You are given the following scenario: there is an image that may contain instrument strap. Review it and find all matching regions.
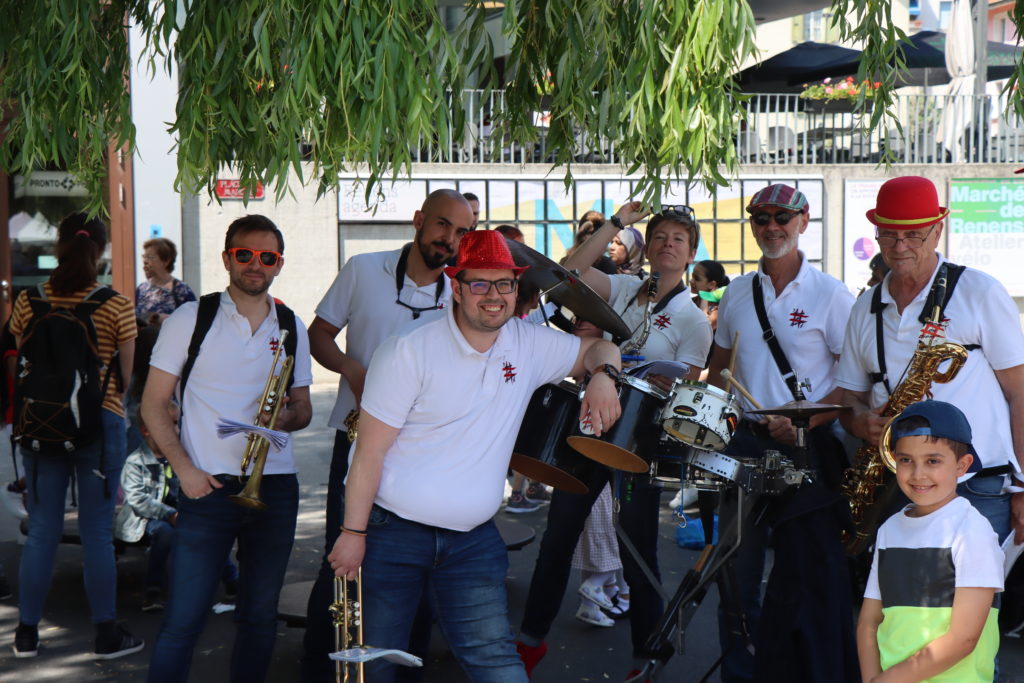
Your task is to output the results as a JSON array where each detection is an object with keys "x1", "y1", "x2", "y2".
[
  {"x1": 395, "y1": 243, "x2": 445, "y2": 319},
  {"x1": 751, "y1": 275, "x2": 805, "y2": 401},
  {"x1": 868, "y1": 261, "x2": 974, "y2": 397},
  {"x1": 180, "y1": 293, "x2": 298, "y2": 413},
  {"x1": 626, "y1": 276, "x2": 686, "y2": 316}
]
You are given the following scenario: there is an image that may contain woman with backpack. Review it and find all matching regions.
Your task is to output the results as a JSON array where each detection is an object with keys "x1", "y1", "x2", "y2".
[{"x1": 10, "y1": 213, "x2": 142, "y2": 659}]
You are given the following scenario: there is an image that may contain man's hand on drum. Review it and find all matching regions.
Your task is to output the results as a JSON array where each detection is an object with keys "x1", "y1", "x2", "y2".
[
  {"x1": 581, "y1": 372, "x2": 622, "y2": 437},
  {"x1": 764, "y1": 415, "x2": 797, "y2": 445},
  {"x1": 328, "y1": 530, "x2": 365, "y2": 581}
]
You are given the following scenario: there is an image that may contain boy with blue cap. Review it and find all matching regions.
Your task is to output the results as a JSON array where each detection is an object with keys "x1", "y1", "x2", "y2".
[{"x1": 856, "y1": 400, "x2": 1003, "y2": 682}]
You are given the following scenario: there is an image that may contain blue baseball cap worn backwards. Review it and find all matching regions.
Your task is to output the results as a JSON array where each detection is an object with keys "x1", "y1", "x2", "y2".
[{"x1": 889, "y1": 400, "x2": 981, "y2": 473}]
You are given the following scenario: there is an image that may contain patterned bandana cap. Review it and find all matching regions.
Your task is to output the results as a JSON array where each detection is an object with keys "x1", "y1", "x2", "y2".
[{"x1": 745, "y1": 184, "x2": 809, "y2": 214}]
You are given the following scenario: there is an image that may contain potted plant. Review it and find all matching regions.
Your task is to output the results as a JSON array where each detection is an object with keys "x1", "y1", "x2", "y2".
[{"x1": 799, "y1": 76, "x2": 879, "y2": 113}]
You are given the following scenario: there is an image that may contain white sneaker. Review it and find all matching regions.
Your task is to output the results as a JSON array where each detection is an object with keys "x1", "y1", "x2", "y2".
[
  {"x1": 575, "y1": 603, "x2": 615, "y2": 628},
  {"x1": 668, "y1": 489, "x2": 683, "y2": 509},
  {"x1": 681, "y1": 486, "x2": 698, "y2": 508}
]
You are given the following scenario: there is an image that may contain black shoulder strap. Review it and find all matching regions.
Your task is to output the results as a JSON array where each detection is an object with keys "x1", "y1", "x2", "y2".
[
  {"x1": 180, "y1": 293, "x2": 221, "y2": 403},
  {"x1": 868, "y1": 284, "x2": 893, "y2": 395},
  {"x1": 938, "y1": 264, "x2": 979, "y2": 351},
  {"x1": 273, "y1": 301, "x2": 298, "y2": 392},
  {"x1": 751, "y1": 275, "x2": 805, "y2": 401}
]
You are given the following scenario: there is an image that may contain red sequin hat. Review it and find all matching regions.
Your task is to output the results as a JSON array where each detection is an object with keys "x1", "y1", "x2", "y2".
[
  {"x1": 443, "y1": 230, "x2": 529, "y2": 278},
  {"x1": 866, "y1": 176, "x2": 949, "y2": 230}
]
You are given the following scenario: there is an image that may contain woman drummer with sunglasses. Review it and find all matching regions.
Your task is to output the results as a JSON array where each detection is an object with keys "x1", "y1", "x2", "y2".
[{"x1": 516, "y1": 202, "x2": 712, "y2": 679}]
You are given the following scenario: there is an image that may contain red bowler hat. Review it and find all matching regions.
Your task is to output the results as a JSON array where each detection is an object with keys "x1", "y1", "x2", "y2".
[
  {"x1": 866, "y1": 176, "x2": 949, "y2": 230},
  {"x1": 443, "y1": 230, "x2": 529, "y2": 278}
]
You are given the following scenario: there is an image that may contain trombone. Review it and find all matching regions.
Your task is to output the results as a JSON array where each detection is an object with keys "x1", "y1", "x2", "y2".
[
  {"x1": 330, "y1": 570, "x2": 365, "y2": 683},
  {"x1": 229, "y1": 328, "x2": 294, "y2": 510}
]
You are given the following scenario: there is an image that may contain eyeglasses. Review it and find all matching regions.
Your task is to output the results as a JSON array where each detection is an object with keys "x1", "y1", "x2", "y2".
[
  {"x1": 875, "y1": 225, "x2": 935, "y2": 248},
  {"x1": 226, "y1": 247, "x2": 282, "y2": 267},
  {"x1": 459, "y1": 278, "x2": 518, "y2": 295},
  {"x1": 660, "y1": 205, "x2": 695, "y2": 220},
  {"x1": 751, "y1": 211, "x2": 799, "y2": 227}
]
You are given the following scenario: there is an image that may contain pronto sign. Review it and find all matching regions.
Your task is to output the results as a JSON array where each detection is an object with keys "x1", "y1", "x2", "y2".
[
  {"x1": 215, "y1": 179, "x2": 265, "y2": 200},
  {"x1": 948, "y1": 178, "x2": 1024, "y2": 296}
]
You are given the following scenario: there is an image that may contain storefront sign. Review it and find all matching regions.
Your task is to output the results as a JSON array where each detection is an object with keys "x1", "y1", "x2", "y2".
[
  {"x1": 13, "y1": 171, "x2": 89, "y2": 198},
  {"x1": 215, "y1": 179, "x2": 265, "y2": 200},
  {"x1": 948, "y1": 178, "x2": 1024, "y2": 296}
]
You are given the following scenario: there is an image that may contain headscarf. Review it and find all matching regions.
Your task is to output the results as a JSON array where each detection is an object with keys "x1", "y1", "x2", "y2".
[{"x1": 617, "y1": 226, "x2": 646, "y2": 275}]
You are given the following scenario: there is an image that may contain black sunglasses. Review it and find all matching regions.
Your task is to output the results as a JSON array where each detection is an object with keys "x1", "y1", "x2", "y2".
[
  {"x1": 395, "y1": 298, "x2": 443, "y2": 320},
  {"x1": 660, "y1": 204, "x2": 695, "y2": 220},
  {"x1": 751, "y1": 211, "x2": 799, "y2": 227}
]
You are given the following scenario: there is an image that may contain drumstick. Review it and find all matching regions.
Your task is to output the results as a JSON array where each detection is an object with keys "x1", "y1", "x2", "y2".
[
  {"x1": 719, "y1": 369, "x2": 763, "y2": 410},
  {"x1": 727, "y1": 331, "x2": 739, "y2": 378}
]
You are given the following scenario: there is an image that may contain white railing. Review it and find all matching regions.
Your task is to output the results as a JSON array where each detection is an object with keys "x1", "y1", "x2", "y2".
[{"x1": 414, "y1": 90, "x2": 1024, "y2": 166}]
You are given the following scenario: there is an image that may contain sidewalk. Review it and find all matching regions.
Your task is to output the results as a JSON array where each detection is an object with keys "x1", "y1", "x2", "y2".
[{"x1": 0, "y1": 384, "x2": 1021, "y2": 681}]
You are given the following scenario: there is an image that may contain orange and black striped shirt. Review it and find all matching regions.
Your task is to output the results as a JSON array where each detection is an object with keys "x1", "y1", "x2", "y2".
[{"x1": 11, "y1": 282, "x2": 137, "y2": 416}]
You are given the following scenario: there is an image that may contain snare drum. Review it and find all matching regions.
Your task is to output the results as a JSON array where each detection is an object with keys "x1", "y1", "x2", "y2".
[
  {"x1": 510, "y1": 381, "x2": 594, "y2": 494},
  {"x1": 661, "y1": 380, "x2": 739, "y2": 452},
  {"x1": 566, "y1": 374, "x2": 668, "y2": 473}
]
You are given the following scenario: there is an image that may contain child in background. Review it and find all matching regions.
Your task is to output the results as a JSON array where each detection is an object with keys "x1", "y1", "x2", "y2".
[
  {"x1": 856, "y1": 400, "x2": 1003, "y2": 683},
  {"x1": 115, "y1": 408, "x2": 238, "y2": 611}
]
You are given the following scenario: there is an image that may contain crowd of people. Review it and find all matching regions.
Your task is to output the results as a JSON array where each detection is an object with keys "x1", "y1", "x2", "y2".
[{"x1": 2, "y1": 176, "x2": 1022, "y2": 683}]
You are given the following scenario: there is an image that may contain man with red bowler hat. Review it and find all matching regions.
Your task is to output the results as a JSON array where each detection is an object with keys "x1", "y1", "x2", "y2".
[
  {"x1": 837, "y1": 175, "x2": 1024, "y2": 545},
  {"x1": 328, "y1": 230, "x2": 624, "y2": 681}
]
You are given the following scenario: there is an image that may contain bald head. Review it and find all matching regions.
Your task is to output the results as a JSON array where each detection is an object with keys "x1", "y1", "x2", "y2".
[
  {"x1": 412, "y1": 189, "x2": 475, "y2": 270},
  {"x1": 421, "y1": 189, "x2": 471, "y2": 217}
]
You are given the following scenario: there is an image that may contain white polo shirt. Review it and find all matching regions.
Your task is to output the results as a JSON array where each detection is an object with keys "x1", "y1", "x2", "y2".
[
  {"x1": 150, "y1": 292, "x2": 314, "y2": 476},
  {"x1": 315, "y1": 248, "x2": 452, "y2": 430},
  {"x1": 359, "y1": 308, "x2": 580, "y2": 531},
  {"x1": 715, "y1": 252, "x2": 854, "y2": 417},
  {"x1": 608, "y1": 274, "x2": 712, "y2": 368},
  {"x1": 835, "y1": 255, "x2": 1024, "y2": 473}
]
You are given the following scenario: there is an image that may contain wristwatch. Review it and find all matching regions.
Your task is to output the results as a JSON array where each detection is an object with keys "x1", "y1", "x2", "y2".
[{"x1": 609, "y1": 215, "x2": 624, "y2": 230}]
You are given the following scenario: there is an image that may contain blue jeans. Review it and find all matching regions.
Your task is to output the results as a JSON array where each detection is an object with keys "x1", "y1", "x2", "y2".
[
  {"x1": 147, "y1": 474, "x2": 298, "y2": 683},
  {"x1": 144, "y1": 519, "x2": 239, "y2": 591},
  {"x1": 958, "y1": 474, "x2": 1012, "y2": 543},
  {"x1": 361, "y1": 505, "x2": 526, "y2": 683},
  {"x1": 19, "y1": 408, "x2": 127, "y2": 625}
]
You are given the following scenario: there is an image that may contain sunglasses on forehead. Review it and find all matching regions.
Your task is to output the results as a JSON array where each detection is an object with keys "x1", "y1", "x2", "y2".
[
  {"x1": 226, "y1": 247, "x2": 282, "y2": 267},
  {"x1": 751, "y1": 211, "x2": 799, "y2": 227},
  {"x1": 659, "y1": 204, "x2": 695, "y2": 220}
]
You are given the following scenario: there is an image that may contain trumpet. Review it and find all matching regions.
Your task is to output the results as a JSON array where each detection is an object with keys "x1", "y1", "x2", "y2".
[
  {"x1": 330, "y1": 571, "x2": 364, "y2": 683},
  {"x1": 229, "y1": 329, "x2": 294, "y2": 510}
]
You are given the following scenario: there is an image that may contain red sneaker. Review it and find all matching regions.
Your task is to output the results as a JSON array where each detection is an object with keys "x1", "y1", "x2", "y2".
[{"x1": 516, "y1": 640, "x2": 548, "y2": 678}]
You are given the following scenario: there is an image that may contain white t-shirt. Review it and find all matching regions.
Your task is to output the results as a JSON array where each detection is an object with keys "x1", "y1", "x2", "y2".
[
  {"x1": 359, "y1": 309, "x2": 580, "y2": 531},
  {"x1": 714, "y1": 253, "x2": 854, "y2": 417},
  {"x1": 150, "y1": 292, "x2": 314, "y2": 476},
  {"x1": 315, "y1": 248, "x2": 453, "y2": 430},
  {"x1": 835, "y1": 256, "x2": 1024, "y2": 473},
  {"x1": 608, "y1": 274, "x2": 712, "y2": 368}
]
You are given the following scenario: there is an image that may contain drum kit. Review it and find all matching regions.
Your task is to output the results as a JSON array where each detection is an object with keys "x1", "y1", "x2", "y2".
[{"x1": 506, "y1": 240, "x2": 849, "y2": 681}]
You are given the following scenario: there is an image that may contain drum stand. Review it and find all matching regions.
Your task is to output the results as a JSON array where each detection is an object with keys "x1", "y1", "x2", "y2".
[{"x1": 618, "y1": 482, "x2": 769, "y2": 683}]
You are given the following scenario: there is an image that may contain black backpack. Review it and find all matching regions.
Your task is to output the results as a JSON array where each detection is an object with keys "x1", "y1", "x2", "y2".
[{"x1": 14, "y1": 284, "x2": 121, "y2": 454}]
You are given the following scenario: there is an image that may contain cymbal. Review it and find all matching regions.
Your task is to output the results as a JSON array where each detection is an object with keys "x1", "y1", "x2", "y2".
[
  {"x1": 506, "y1": 238, "x2": 632, "y2": 340},
  {"x1": 747, "y1": 400, "x2": 849, "y2": 419}
]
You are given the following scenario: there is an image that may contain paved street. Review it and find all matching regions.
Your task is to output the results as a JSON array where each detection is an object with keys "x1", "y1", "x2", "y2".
[{"x1": 0, "y1": 384, "x2": 1021, "y2": 681}]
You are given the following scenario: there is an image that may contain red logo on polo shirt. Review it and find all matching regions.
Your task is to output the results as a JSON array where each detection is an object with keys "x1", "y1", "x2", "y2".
[
  {"x1": 653, "y1": 314, "x2": 671, "y2": 330},
  {"x1": 789, "y1": 309, "x2": 808, "y2": 328},
  {"x1": 502, "y1": 362, "x2": 517, "y2": 383},
  {"x1": 919, "y1": 321, "x2": 947, "y2": 341},
  {"x1": 269, "y1": 337, "x2": 281, "y2": 353}
]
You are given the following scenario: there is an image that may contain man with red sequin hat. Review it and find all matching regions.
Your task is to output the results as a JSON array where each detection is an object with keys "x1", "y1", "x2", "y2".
[
  {"x1": 837, "y1": 175, "x2": 1024, "y2": 547},
  {"x1": 328, "y1": 230, "x2": 625, "y2": 681}
]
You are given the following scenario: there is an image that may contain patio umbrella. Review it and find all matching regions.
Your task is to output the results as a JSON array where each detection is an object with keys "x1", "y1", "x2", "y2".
[
  {"x1": 937, "y1": 0, "x2": 976, "y2": 161},
  {"x1": 790, "y1": 30, "x2": 1021, "y2": 87},
  {"x1": 735, "y1": 42, "x2": 863, "y2": 93}
]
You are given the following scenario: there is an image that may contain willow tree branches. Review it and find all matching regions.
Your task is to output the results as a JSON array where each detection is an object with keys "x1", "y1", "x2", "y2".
[{"x1": 0, "y1": 0, "x2": 958, "y2": 213}]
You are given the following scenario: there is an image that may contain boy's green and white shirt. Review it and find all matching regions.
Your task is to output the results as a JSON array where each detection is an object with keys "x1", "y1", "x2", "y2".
[{"x1": 865, "y1": 496, "x2": 1004, "y2": 682}]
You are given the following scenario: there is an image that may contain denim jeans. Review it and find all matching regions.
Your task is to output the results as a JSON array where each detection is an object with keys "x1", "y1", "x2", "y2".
[
  {"x1": 147, "y1": 473, "x2": 298, "y2": 683},
  {"x1": 144, "y1": 519, "x2": 239, "y2": 591},
  {"x1": 958, "y1": 473, "x2": 1012, "y2": 543},
  {"x1": 19, "y1": 408, "x2": 127, "y2": 625},
  {"x1": 520, "y1": 464, "x2": 667, "y2": 660},
  {"x1": 300, "y1": 432, "x2": 432, "y2": 683},
  {"x1": 360, "y1": 505, "x2": 526, "y2": 683}
]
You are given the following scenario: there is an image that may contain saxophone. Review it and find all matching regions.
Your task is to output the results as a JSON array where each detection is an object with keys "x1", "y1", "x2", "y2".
[{"x1": 841, "y1": 272, "x2": 968, "y2": 556}]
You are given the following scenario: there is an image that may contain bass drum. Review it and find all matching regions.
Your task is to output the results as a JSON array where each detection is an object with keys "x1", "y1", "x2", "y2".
[{"x1": 510, "y1": 381, "x2": 595, "y2": 494}]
